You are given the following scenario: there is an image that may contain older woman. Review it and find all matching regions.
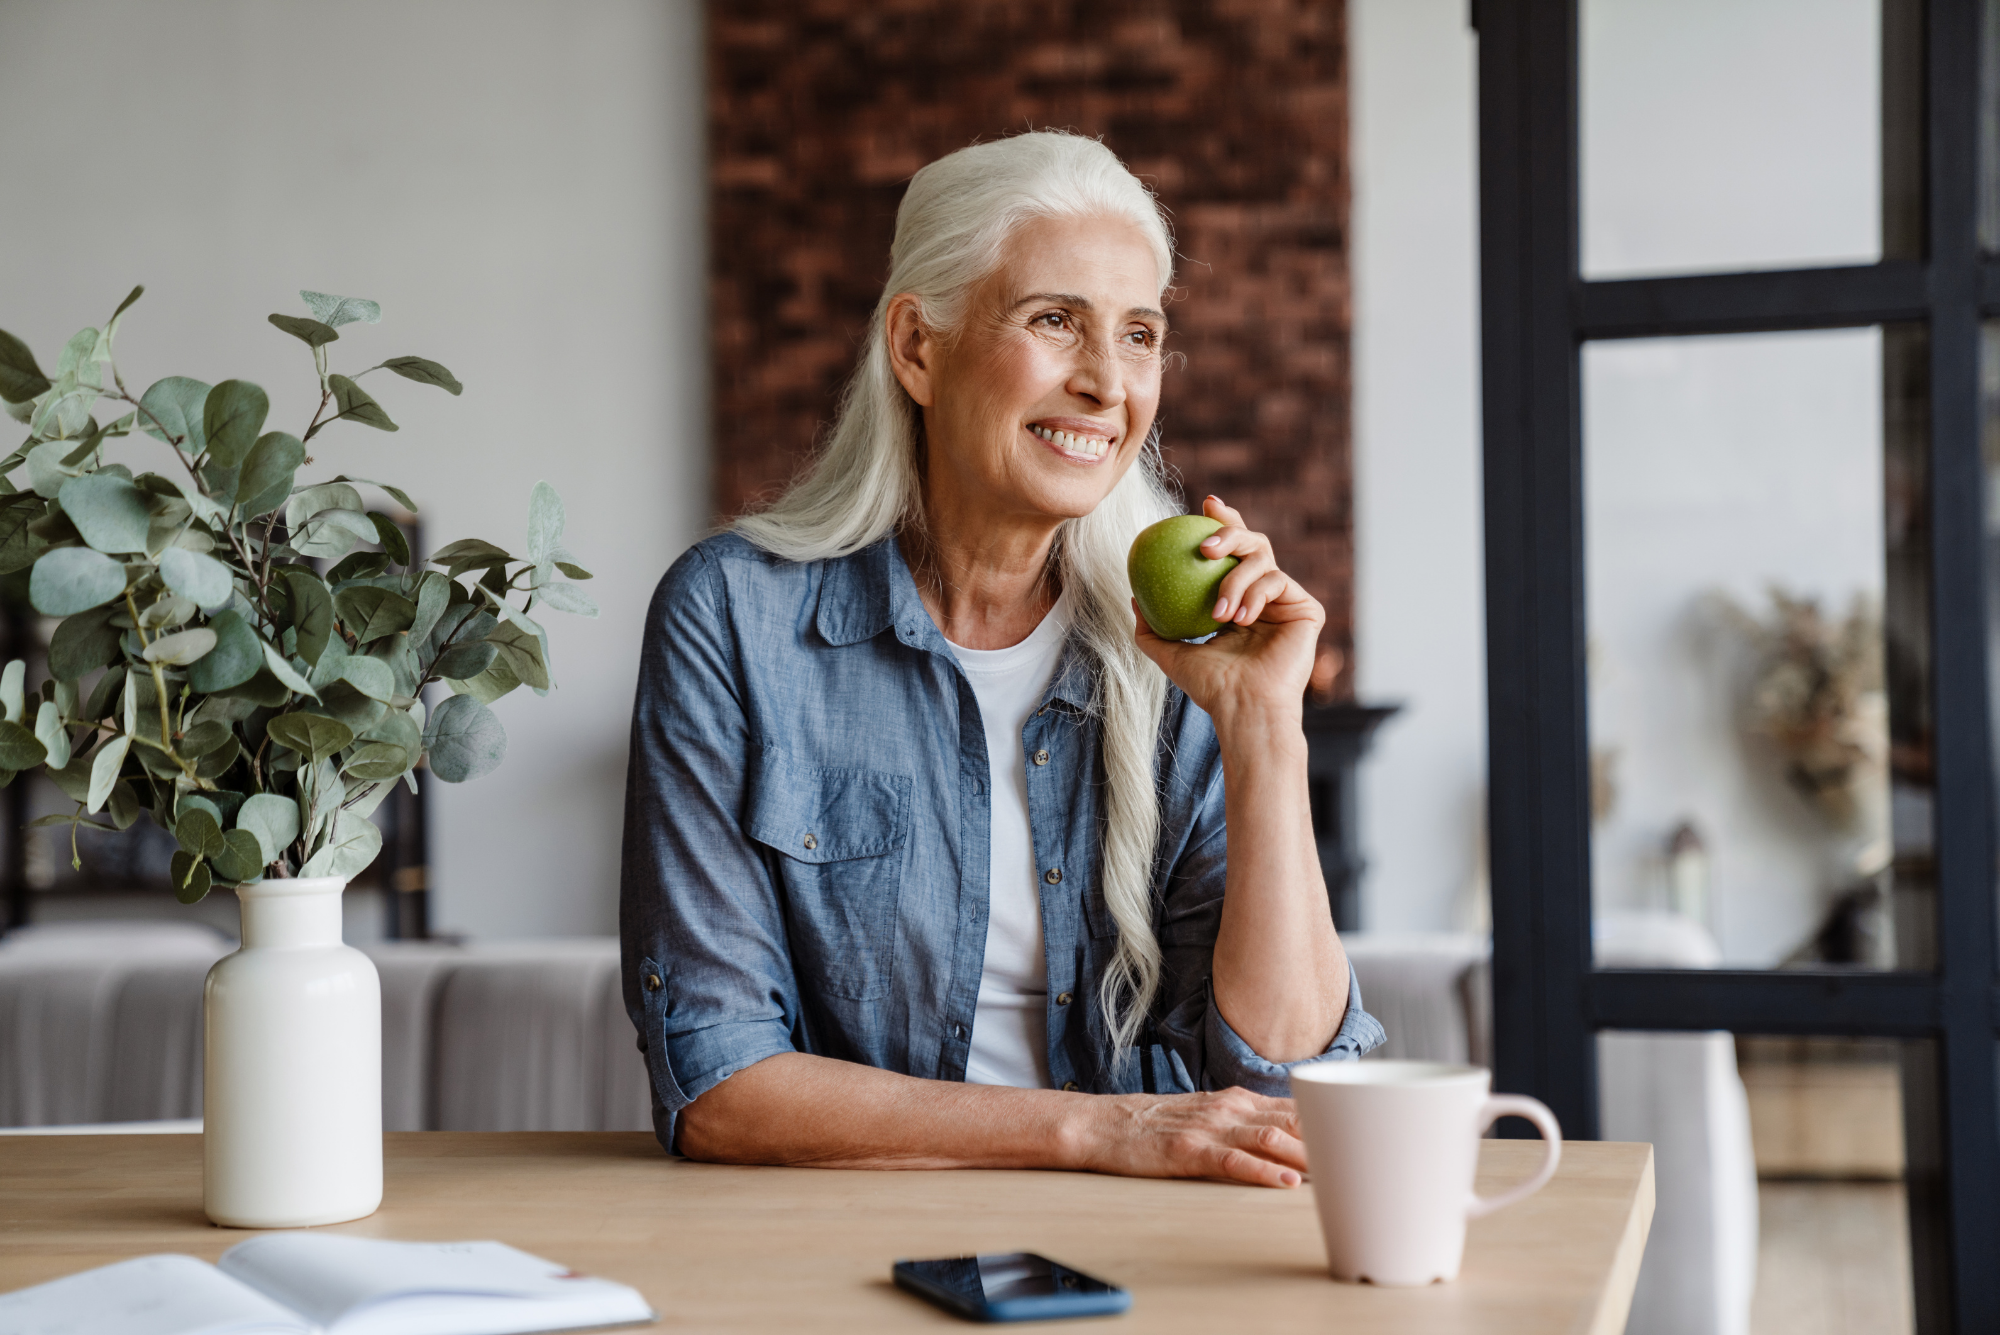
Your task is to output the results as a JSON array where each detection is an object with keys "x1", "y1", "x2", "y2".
[{"x1": 621, "y1": 131, "x2": 1380, "y2": 1189}]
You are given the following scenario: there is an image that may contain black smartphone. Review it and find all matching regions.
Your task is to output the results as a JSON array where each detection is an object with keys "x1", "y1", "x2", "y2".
[{"x1": 892, "y1": 1252, "x2": 1131, "y2": 1322}]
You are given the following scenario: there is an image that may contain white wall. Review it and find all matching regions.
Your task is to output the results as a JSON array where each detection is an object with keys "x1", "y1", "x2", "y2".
[
  {"x1": 0, "y1": 0, "x2": 709, "y2": 938},
  {"x1": 1350, "y1": 0, "x2": 1488, "y2": 934}
]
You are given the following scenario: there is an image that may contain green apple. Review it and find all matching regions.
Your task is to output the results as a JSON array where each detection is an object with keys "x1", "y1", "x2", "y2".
[{"x1": 1128, "y1": 515, "x2": 1239, "y2": 642}]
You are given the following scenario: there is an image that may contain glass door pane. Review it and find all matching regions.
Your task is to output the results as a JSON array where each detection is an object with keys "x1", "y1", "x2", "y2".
[
  {"x1": 1581, "y1": 0, "x2": 1920, "y2": 278},
  {"x1": 1583, "y1": 326, "x2": 1934, "y2": 971}
]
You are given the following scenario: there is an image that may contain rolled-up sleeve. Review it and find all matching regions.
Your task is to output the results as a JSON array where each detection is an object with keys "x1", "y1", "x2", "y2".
[
  {"x1": 619, "y1": 548, "x2": 800, "y2": 1148},
  {"x1": 1152, "y1": 738, "x2": 1385, "y2": 1096}
]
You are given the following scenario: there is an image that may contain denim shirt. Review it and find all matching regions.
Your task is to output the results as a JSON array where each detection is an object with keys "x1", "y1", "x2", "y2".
[{"x1": 619, "y1": 532, "x2": 1384, "y2": 1151}]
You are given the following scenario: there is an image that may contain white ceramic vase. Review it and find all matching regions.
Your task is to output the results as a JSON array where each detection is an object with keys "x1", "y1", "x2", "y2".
[{"x1": 202, "y1": 875, "x2": 382, "y2": 1228}]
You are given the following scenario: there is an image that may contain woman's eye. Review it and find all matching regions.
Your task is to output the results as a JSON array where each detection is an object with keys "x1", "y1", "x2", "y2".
[{"x1": 1035, "y1": 312, "x2": 1068, "y2": 330}]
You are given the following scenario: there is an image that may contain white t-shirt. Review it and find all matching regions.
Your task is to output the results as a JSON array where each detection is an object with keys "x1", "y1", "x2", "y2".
[{"x1": 944, "y1": 588, "x2": 1073, "y2": 1089}]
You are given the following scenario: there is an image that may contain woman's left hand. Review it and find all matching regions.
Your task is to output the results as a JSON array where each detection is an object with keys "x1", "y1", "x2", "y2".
[{"x1": 1132, "y1": 496, "x2": 1324, "y2": 725}]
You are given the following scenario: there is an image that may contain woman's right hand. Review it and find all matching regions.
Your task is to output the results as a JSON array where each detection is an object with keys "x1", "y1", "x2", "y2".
[{"x1": 1065, "y1": 1087, "x2": 1309, "y2": 1188}]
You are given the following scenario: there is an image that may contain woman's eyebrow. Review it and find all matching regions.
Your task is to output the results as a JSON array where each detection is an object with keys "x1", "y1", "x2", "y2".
[{"x1": 1012, "y1": 292, "x2": 1168, "y2": 321}]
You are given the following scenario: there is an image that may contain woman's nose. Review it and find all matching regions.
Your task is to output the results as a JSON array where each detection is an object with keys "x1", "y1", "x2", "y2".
[{"x1": 1065, "y1": 339, "x2": 1128, "y2": 408}]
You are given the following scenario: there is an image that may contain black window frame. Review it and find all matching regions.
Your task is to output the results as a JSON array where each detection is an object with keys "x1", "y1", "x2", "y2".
[{"x1": 1476, "y1": 0, "x2": 1999, "y2": 1327}]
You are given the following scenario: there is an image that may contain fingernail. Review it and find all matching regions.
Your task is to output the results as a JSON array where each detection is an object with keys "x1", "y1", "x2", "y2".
[
  {"x1": 1214, "y1": 599, "x2": 1228, "y2": 619},
  {"x1": 1280, "y1": 1170, "x2": 1300, "y2": 1187}
]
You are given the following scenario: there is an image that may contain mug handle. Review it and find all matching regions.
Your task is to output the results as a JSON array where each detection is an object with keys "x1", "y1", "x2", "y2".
[{"x1": 1466, "y1": 1094, "x2": 1563, "y2": 1220}]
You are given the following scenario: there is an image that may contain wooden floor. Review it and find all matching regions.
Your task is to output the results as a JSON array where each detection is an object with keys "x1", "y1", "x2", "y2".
[{"x1": 1751, "y1": 1182, "x2": 1913, "y2": 1335}]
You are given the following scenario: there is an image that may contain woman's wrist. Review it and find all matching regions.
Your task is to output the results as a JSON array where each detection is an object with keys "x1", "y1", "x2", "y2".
[
  {"x1": 1209, "y1": 699, "x2": 1308, "y2": 766},
  {"x1": 1048, "y1": 1087, "x2": 1111, "y2": 1171}
]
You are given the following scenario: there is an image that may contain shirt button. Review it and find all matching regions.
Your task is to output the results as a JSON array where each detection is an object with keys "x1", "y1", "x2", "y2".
[
  {"x1": 1063, "y1": 1081, "x2": 1079, "y2": 1092},
  {"x1": 1033, "y1": 749, "x2": 1050, "y2": 766},
  {"x1": 644, "y1": 973, "x2": 663, "y2": 992},
  {"x1": 1056, "y1": 992, "x2": 1072, "y2": 1006},
  {"x1": 954, "y1": 1023, "x2": 967, "y2": 1040},
  {"x1": 1044, "y1": 867, "x2": 1062, "y2": 885},
  {"x1": 802, "y1": 832, "x2": 818, "y2": 850}
]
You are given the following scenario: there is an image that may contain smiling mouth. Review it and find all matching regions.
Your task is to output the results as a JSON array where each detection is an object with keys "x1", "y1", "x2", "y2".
[{"x1": 1028, "y1": 423, "x2": 1116, "y2": 460}]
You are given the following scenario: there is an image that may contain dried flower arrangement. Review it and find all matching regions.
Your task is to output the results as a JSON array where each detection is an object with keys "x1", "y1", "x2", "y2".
[{"x1": 1717, "y1": 587, "x2": 1886, "y2": 833}]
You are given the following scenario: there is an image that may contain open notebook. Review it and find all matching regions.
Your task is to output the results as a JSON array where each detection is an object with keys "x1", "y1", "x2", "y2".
[{"x1": 0, "y1": 1236, "x2": 657, "y2": 1335}]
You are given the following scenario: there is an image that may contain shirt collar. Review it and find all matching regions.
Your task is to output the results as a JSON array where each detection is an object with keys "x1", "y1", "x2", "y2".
[{"x1": 814, "y1": 533, "x2": 1100, "y2": 713}]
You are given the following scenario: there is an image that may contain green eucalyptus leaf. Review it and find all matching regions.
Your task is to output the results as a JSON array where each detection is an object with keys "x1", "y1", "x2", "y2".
[
  {"x1": 179, "y1": 719, "x2": 233, "y2": 758},
  {"x1": 429, "y1": 538, "x2": 511, "y2": 566},
  {"x1": 260, "y1": 643, "x2": 318, "y2": 699},
  {"x1": 236, "y1": 431, "x2": 305, "y2": 517},
  {"x1": 409, "y1": 571, "x2": 451, "y2": 646},
  {"x1": 533, "y1": 580, "x2": 598, "y2": 618},
  {"x1": 292, "y1": 507, "x2": 376, "y2": 561},
  {"x1": 26, "y1": 439, "x2": 87, "y2": 497},
  {"x1": 327, "y1": 375, "x2": 397, "y2": 432},
  {"x1": 174, "y1": 806, "x2": 227, "y2": 858},
  {"x1": 59, "y1": 473, "x2": 152, "y2": 554},
  {"x1": 334, "y1": 585, "x2": 416, "y2": 644},
  {"x1": 0, "y1": 660, "x2": 21, "y2": 723},
  {"x1": 299, "y1": 810, "x2": 383, "y2": 879},
  {"x1": 236, "y1": 791, "x2": 301, "y2": 865},
  {"x1": 29, "y1": 547, "x2": 128, "y2": 616},
  {"x1": 284, "y1": 482, "x2": 363, "y2": 530},
  {"x1": 341, "y1": 741, "x2": 410, "y2": 781},
  {"x1": 110, "y1": 286, "x2": 144, "y2": 322},
  {"x1": 361, "y1": 707, "x2": 422, "y2": 755},
  {"x1": 33, "y1": 700, "x2": 69, "y2": 770},
  {"x1": 210, "y1": 827, "x2": 266, "y2": 882},
  {"x1": 141, "y1": 627, "x2": 217, "y2": 666},
  {"x1": 554, "y1": 561, "x2": 592, "y2": 581},
  {"x1": 267, "y1": 711, "x2": 353, "y2": 764},
  {"x1": 380, "y1": 356, "x2": 461, "y2": 395},
  {"x1": 433, "y1": 638, "x2": 498, "y2": 681},
  {"x1": 423, "y1": 692, "x2": 506, "y2": 783},
  {"x1": 486, "y1": 619, "x2": 550, "y2": 691},
  {"x1": 447, "y1": 658, "x2": 520, "y2": 706},
  {"x1": 158, "y1": 547, "x2": 234, "y2": 610},
  {"x1": 47, "y1": 754, "x2": 90, "y2": 802},
  {"x1": 267, "y1": 314, "x2": 339, "y2": 348},
  {"x1": 83, "y1": 665, "x2": 125, "y2": 722},
  {"x1": 300, "y1": 291, "x2": 381, "y2": 328},
  {"x1": 48, "y1": 605, "x2": 122, "y2": 680},
  {"x1": 0, "y1": 329, "x2": 51, "y2": 404},
  {"x1": 526, "y1": 482, "x2": 564, "y2": 565},
  {"x1": 0, "y1": 719, "x2": 46, "y2": 770},
  {"x1": 367, "y1": 512, "x2": 410, "y2": 566},
  {"x1": 185, "y1": 610, "x2": 262, "y2": 692},
  {"x1": 139, "y1": 594, "x2": 196, "y2": 630},
  {"x1": 200, "y1": 380, "x2": 268, "y2": 468},
  {"x1": 137, "y1": 376, "x2": 210, "y2": 453},
  {"x1": 87, "y1": 733, "x2": 131, "y2": 813},
  {"x1": 335, "y1": 655, "x2": 396, "y2": 703},
  {"x1": 280, "y1": 568, "x2": 334, "y2": 666},
  {"x1": 315, "y1": 682, "x2": 388, "y2": 732},
  {"x1": 330, "y1": 476, "x2": 419, "y2": 513},
  {"x1": 106, "y1": 778, "x2": 141, "y2": 830},
  {"x1": 327, "y1": 551, "x2": 391, "y2": 585},
  {"x1": 0, "y1": 497, "x2": 46, "y2": 575},
  {"x1": 170, "y1": 850, "x2": 213, "y2": 903},
  {"x1": 217, "y1": 669, "x2": 291, "y2": 708}
]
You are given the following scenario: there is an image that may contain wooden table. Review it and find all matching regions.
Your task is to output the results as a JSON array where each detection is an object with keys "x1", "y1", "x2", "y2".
[{"x1": 1, "y1": 1132, "x2": 1653, "y2": 1334}]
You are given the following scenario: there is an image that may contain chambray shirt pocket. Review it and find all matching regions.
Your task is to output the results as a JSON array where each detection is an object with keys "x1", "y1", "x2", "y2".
[{"x1": 745, "y1": 748, "x2": 912, "y2": 1001}]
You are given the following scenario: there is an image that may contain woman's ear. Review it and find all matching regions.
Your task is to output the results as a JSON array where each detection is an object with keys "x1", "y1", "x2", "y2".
[{"x1": 884, "y1": 294, "x2": 938, "y2": 407}]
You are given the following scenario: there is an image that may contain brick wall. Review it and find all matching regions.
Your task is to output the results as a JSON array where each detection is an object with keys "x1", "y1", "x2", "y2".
[{"x1": 711, "y1": 0, "x2": 1352, "y2": 686}]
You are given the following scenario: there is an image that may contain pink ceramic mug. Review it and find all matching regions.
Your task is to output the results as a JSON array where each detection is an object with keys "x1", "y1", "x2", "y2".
[{"x1": 1289, "y1": 1061, "x2": 1562, "y2": 1286}]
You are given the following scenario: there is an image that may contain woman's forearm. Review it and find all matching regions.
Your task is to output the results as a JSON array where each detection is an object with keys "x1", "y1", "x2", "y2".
[
  {"x1": 1208, "y1": 702, "x2": 1350, "y2": 1063},
  {"x1": 675, "y1": 1051, "x2": 1314, "y2": 1188},
  {"x1": 677, "y1": 1051, "x2": 1088, "y2": 1169}
]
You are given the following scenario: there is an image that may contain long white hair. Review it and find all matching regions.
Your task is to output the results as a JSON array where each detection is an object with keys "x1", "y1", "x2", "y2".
[{"x1": 733, "y1": 131, "x2": 1179, "y2": 1059}]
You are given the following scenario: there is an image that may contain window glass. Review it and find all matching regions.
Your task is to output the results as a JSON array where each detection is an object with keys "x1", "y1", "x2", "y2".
[
  {"x1": 1581, "y1": 0, "x2": 1909, "y2": 278},
  {"x1": 1583, "y1": 326, "x2": 1933, "y2": 971}
]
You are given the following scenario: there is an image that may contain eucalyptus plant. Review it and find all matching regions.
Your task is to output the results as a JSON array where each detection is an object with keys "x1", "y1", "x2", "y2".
[{"x1": 0, "y1": 287, "x2": 593, "y2": 900}]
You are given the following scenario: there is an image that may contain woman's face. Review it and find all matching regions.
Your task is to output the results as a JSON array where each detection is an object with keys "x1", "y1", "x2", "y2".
[{"x1": 891, "y1": 213, "x2": 1168, "y2": 529}]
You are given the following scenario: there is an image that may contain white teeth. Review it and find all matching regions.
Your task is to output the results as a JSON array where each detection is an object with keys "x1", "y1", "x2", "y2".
[{"x1": 1030, "y1": 425, "x2": 1114, "y2": 458}]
